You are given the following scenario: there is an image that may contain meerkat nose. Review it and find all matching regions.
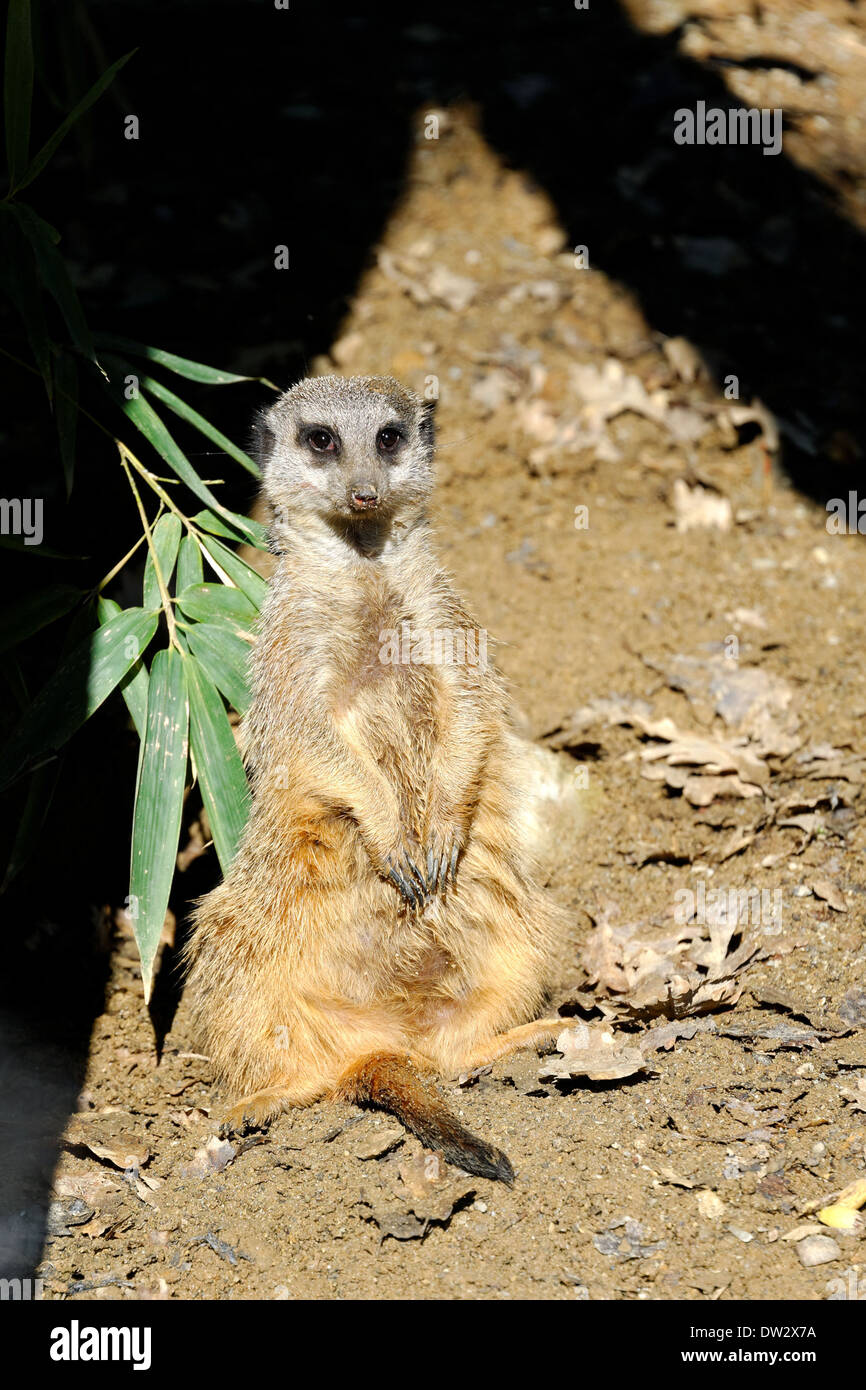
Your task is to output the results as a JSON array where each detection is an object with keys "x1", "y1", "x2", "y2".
[{"x1": 350, "y1": 485, "x2": 380, "y2": 511}]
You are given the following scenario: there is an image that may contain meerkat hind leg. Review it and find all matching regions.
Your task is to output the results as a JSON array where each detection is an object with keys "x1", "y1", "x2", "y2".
[
  {"x1": 219, "y1": 1079, "x2": 324, "y2": 1136},
  {"x1": 457, "y1": 1017, "x2": 566, "y2": 1073}
]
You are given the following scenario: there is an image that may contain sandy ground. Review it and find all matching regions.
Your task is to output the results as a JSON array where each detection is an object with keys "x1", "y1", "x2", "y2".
[{"x1": 30, "y1": 4, "x2": 866, "y2": 1302}]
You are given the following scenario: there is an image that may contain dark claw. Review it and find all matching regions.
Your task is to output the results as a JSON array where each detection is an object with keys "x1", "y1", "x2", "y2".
[
  {"x1": 386, "y1": 861, "x2": 417, "y2": 906},
  {"x1": 449, "y1": 844, "x2": 459, "y2": 884},
  {"x1": 426, "y1": 848, "x2": 437, "y2": 890},
  {"x1": 406, "y1": 854, "x2": 427, "y2": 896},
  {"x1": 437, "y1": 848, "x2": 449, "y2": 892}
]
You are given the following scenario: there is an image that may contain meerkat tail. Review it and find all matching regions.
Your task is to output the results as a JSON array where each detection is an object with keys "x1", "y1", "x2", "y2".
[{"x1": 334, "y1": 1052, "x2": 515, "y2": 1186}]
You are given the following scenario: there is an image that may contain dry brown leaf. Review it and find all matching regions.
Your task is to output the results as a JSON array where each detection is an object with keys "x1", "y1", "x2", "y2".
[
  {"x1": 570, "y1": 358, "x2": 669, "y2": 429},
  {"x1": 378, "y1": 251, "x2": 477, "y2": 312},
  {"x1": 539, "y1": 1023, "x2": 653, "y2": 1082},
  {"x1": 633, "y1": 714, "x2": 768, "y2": 787},
  {"x1": 68, "y1": 1135, "x2": 152, "y2": 1172},
  {"x1": 654, "y1": 1165, "x2": 697, "y2": 1189},
  {"x1": 839, "y1": 1077, "x2": 866, "y2": 1113},
  {"x1": 579, "y1": 903, "x2": 758, "y2": 1022},
  {"x1": 53, "y1": 1171, "x2": 120, "y2": 1207},
  {"x1": 662, "y1": 335, "x2": 702, "y2": 384},
  {"x1": 185, "y1": 1135, "x2": 236, "y2": 1179},
  {"x1": 672, "y1": 479, "x2": 733, "y2": 533},
  {"x1": 350, "y1": 1123, "x2": 405, "y2": 1161},
  {"x1": 645, "y1": 653, "x2": 800, "y2": 757},
  {"x1": 810, "y1": 877, "x2": 847, "y2": 912},
  {"x1": 359, "y1": 1150, "x2": 476, "y2": 1240}
]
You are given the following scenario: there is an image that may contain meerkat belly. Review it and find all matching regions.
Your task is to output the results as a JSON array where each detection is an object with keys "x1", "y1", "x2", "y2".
[{"x1": 337, "y1": 655, "x2": 440, "y2": 814}]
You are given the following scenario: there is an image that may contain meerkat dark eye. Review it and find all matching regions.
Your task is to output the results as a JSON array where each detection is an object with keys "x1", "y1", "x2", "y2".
[
  {"x1": 377, "y1": 427, "x2": 402, "y2": 455},
  {"x1": 307, "y1": 428, "x2": 337, "y2": 454}
]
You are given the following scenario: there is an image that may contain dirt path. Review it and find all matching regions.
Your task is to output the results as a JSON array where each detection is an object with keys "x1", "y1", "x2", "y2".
[{"x1": 35, "y1": 40, "x2": 866, "y2": 1301}]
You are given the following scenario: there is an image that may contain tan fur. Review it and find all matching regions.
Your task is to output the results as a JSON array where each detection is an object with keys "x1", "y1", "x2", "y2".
[{"x1": 184, "y1": 375, "x2": 565, "y2": 1159}]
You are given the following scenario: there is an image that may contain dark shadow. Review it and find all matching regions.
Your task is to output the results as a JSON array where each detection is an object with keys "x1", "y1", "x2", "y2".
[{"x1": 2, "y1": 0, "x2": 865, "y2": 1284}]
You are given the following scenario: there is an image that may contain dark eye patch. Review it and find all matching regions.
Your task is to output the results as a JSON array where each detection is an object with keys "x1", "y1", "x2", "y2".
[
  {"x1": 303, "y1": 426, "x2": 340, "y2": 454},
  {"x1": 377, "y1": 425, "x2": 403, "y2": 454}
]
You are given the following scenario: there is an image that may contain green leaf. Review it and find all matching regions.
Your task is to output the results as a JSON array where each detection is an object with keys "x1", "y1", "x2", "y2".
[
  {"x1": 142, "y1": 512, "x2": 182, "y2": 610},
  {"x1": 103, "y1": 359, "x2": 260, "y2": 544},
  {"x1": 176, "y1": 533, "x2": 203, "y2": 592},
  {"x1": 14, "y1": 50, "x2": 135, "y2": 194},
  {"x1": 0, "y1": 206, "x2": 52, "y2": 398},
  {"x1": 193, "y1": 506, "x2": 269, "y2": 552},
  {"x1": 93, "y1": 332, "x2": 276, "y2": 387},
  {"x1": 97, "y1": 597, "x2": 149, "y2": 739},
  {"x1": 0, "y1": 582, "x2": 83, "y2": 653},
  {"x1": 0, "y1": 605, "x2": 159, "y2": 789},
  {"x1": 140, "y1": 372, "x2": 260, "y2": 477},
  {"x1": 1, "y1": 758, "x2": 61, "y2": 893},
  {"x1": 53, "y1": 349, "x2": 78, "y2": 495},
  {"x1": 11, "y1": 203, "x2": 95, "y2": 359},
  {"x1": 185, "y1": 621, "x2": 252, "y2": 714},
  {"x1": 177, "y1": 582, "x2": 258, "y2": 631},
  {"x1": 199, "y1": 533, "x2": 269, "y2": 608},
  {"x1": 4, "y1": 0, "x2": 33, "y2": 186},
  {"x1": 128, "y1": 648, "x2": 188, "y2": 1001},
  {"x1": 184, "y1": 655, "x2": 250, "y2": 871}
]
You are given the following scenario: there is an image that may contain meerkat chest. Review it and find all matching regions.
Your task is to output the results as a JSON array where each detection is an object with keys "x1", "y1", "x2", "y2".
[{"x1": 333, "y1": 578, "x2": 448, "y2": 718}]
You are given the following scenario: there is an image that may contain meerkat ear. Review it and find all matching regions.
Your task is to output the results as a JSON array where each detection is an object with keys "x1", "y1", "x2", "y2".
[
  {"x1": 251, "y1": 408, "x2": 276, "y2": 472},
  {"x1": 418, "y1": 396, "x2": 437, "y2": 447}
]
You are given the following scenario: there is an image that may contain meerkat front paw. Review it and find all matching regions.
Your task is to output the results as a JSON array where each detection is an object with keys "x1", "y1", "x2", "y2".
[
  {"x1": 219, "y1": 1091, "x2": 283, "y2": 1136},
  {"x1": 383, "y1": 847, "x2": 429, "y2": 908},
  {"x1": 425, "y1": 833, "x2": 462, "y2": 895}
]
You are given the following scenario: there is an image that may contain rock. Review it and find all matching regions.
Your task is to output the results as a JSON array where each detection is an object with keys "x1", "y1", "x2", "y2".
[
  {"x1": 838, "y1": 988, "x2": 866, "y2": 1027},
  {"x1": 796, "y1": 1235, "x2": 840, "y2": 1267}
]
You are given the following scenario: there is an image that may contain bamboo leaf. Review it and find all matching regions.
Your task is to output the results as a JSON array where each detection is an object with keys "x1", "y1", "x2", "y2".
[
  {"x1": 185, "y1": 621, "x2": 252, "y2": 714},
  {"x1": 12, "y1": 203, "x2": 95, "y2": 359},
  {"x1": 199, "y1": 533, "x2": 268, "y2": 608},
  {"x1": 1, "y1": 758, "x2": 61, "y2": 892},
  {"x1": 103, "y1": 360, "x2": 261, "y2": 545},
  {"x1": 184, "y1": 655, "x2": 250, "y2": 871},
  {"x1": 128, "y1": 648, "x2": 188, "y2": 1001},
  {"x1": 142, "y1": 512, "x2": 182, "y2": 610},
  {"x1": 54, "y1": 349, "x2": 78, "y2": 495},
  {"x1": 0, "y1": 582, "x2": 83, "y2": 653},
  {"x1": 177, "y1": 582, "x2": 257, "y2": 631},
  {"x1": 176, "y1": 533, "x2": 203, "y2": 592},
  {"x1": 97, "y1": 597, "x2": 149, "y2": 738},
  {"x1": 15, "y1": 50, "x2": 135, "y2": 193},
  {"x1": 0, "y1": 606, "x2": 159, "y2": 789},
  {"x1": 0, "y1": 206, "x2": 53, "y2": 398},
  {"x1": 4, "y1": 0, "x2": 33, "y2": 186},
  {"x1": 93, "y1": 332, "x2": 276, "y2": 387},
  {"x1": 140, "y1": 372, "x2": 260, "y2": 477},
  {"x1": 192, "y1": 506, "x2": 269, "y2": 551}
]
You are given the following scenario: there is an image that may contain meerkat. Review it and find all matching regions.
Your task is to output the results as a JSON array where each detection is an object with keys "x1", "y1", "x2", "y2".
[{"x1": 184, "y1": 375, "x2": 567, "y2": 1183}]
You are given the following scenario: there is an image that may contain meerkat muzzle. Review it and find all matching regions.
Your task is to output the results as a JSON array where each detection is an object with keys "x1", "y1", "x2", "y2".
[{"x1": 350, "y1": 486, "x2": 380, "y2": 511}]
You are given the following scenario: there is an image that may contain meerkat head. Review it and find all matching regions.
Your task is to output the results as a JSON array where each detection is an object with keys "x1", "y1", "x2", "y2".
[{"x1": 255, "y1": 374, "x2": 436, "y2": 547}]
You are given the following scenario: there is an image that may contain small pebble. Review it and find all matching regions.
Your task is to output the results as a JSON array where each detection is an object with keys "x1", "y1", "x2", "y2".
[{"x1": 797, "y1": 1235, "x2": 840, "y2": 1268}]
